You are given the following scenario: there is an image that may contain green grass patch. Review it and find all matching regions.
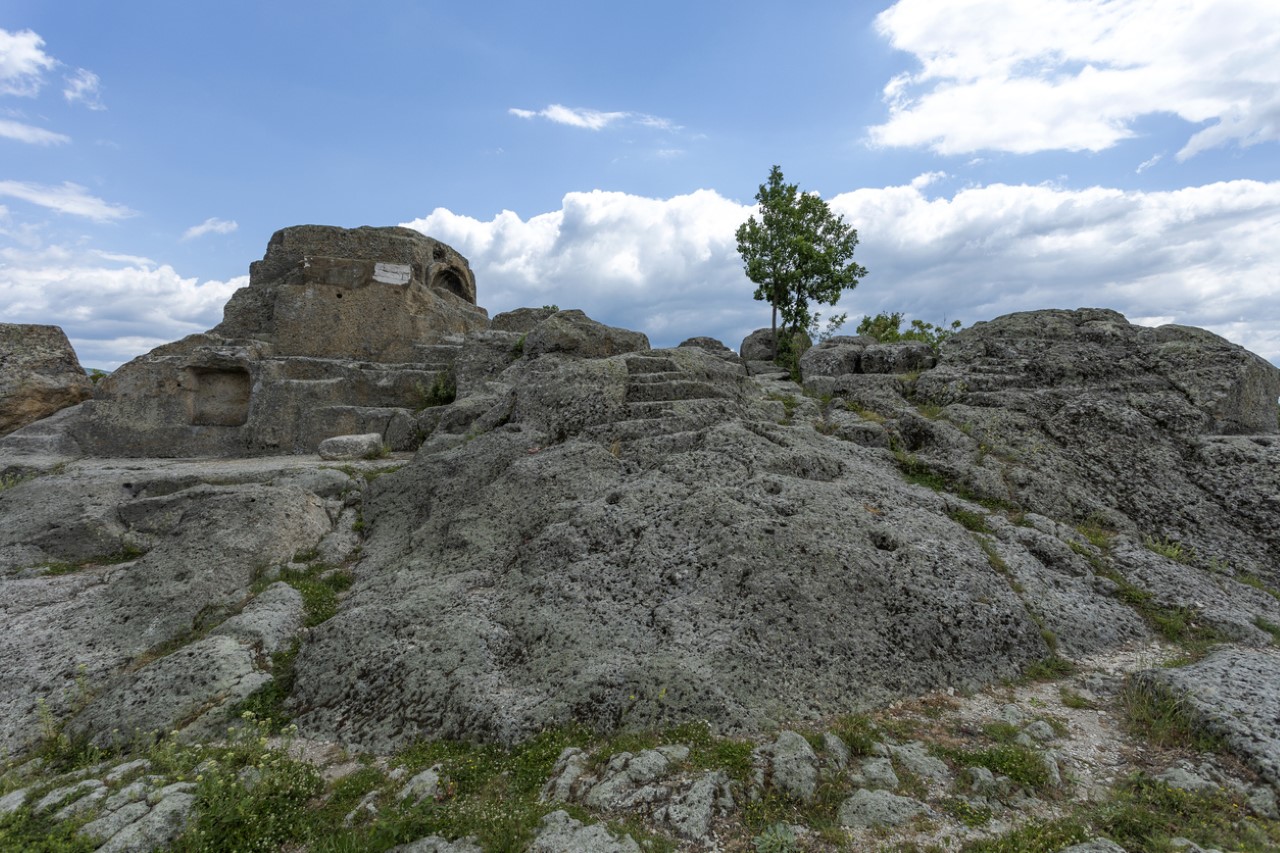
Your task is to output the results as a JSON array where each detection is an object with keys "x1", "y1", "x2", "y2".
[
  {"x1": 962, "y1": 817, "x2": 1089, "y2": 852},
  {"x1": 940, "y1": 796, "x2": 993, "y2": 827},
  {"x1": 934, "y1": 743, "x2": 1052, "y2": 791},
  {"x1": 1144, "y1": 534, "x2": 1192, "y2": 564},
  {"x1": 1091, "y1": 774, "x2": 1280, "y2": 852},
  {"x1": 1059, "y1": 687, "x2": 1098, "y2": 710},
  {"x1": 1018, "y1": 656, "x2": 1076, "y2": 682},
  {"x1": 1119, "y1": 679, "x2": 1226, "y2": 753},
  {"x1": 948, "y1": 507, "x2": 991, "y2": 534},
  {"x1": 829, "y1": 713, "x2": 879, "y2": 757},
  {"x1": 1238, "y1": 573, "x2": 1280, "y2": 603}
]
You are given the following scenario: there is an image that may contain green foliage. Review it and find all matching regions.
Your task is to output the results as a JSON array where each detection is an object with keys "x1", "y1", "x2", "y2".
[
  {"x1": 736, "y1": 165, "x2": 866, "y2": 356},
  {"x1": 857, "y1": 311, "x2": 963, "y2": 349},
  {"x1": 753, "y1": 822, "x2": 799, "y2": 852},
  {"x1": 415, "y1": 371, "x2": 457, "y2": 409},
  {"x1": 1144, "y1": 534, "x2": 1192, "y2": 563},
  {"x1": 1, "y1": 471, "x2": 35, "y2": 492},
  {"x1": 511, "y1": 334, "x2": 526, "y2": 357},
  {"x1": 941, "y1": 796, "x2": 993, "y2": 827},
  {"x1": 274, "y1": 564, "x2": 354, "y2": 627},
  {"x1": 934, "y1": 742, "x2": 1052, "y2": 791},
  {"x1": 962, "y1": 817, "x2": 1089, "y2": 852},
  {"x1": 1089, "y1": 774, "x2": 1280, "y2": 852}
]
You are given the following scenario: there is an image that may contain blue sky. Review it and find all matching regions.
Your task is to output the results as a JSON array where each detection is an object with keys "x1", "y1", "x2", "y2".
[{"x1": 2, "y1": 0, "x2": 1279, "y2": 369}]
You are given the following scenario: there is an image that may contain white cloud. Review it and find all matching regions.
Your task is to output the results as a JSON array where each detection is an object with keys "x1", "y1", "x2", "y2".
[
  {"x1": 1136, "y1": 153, "x2": 1163, "y2": 173},
  {"x1": 0, "y1": 117, "x2": 69, "y2": 145},
  {"x1": 403, "y1": 178, "x2": 1280, "y2": 363},
  {"x1": 182, "y1": 217, "x2": 239, "y2": 241},
  {"x1": 0, "y1": 181, "x2": 134, "y2": 222},
  {"x1": 509, "y1": 104, "x2": 677, "y2": 132},
  {"x1": 0, "y1": 28, "x2": 56, "y2": 97},
  {"x1": 870, "y1": 0, "x2": 1280, "y2": 159},
  {"x1": 62, "y1": 68, "x2": 104, "y2": 110},
  {"x1": 0, "y1": 242, "x2": 246, "y2": 368}
]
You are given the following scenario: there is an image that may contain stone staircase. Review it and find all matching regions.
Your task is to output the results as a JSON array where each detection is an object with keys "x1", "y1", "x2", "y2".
[{"x1": 582, "y1": 355, "x2": 741, "y2": 451}]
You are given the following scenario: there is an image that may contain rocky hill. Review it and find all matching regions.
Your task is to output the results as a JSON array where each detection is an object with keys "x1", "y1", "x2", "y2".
[{"x1": 2, "y1": 226, "x2": 1280, "y2": 852}]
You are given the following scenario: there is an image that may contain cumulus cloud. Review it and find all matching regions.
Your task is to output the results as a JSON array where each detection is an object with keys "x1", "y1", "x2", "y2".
[
  {"x1": 62, "y1": 68, "x2": 104, "y2": 110},
  {"x1": 0, "y1": 28, "x2": 56, "y2": 97},
  {"x1": 0, "y1": 181, "x2": 134, "y2": 221},
  {"x1": 870, "y1": 0, "x2": 1280, "y2": 159},
  {"x1": 0, "y1": 242, "x2": 245, "y2": 368},
  {"x1": 182, "y1": 217, "x2": 238, "y2": 241},
  {"x1": 509, "y1": 104, "x2": 677, "y2": 132},
  {"x1": 403, "y1": 178, "x2": 1280, "y2": 363},
  {"x1": 0, "y1": 117, "x2": 69, "y2": 145}
]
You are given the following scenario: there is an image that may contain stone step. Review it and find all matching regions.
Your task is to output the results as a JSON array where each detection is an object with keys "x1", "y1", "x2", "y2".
[
  {"x1": 624, "y1": 356, "x2": 679, "y2": 375},
  {"x1": 623, "y1": 398, "x2": 737, "y2": 421},
  {"x1": 625, "y1": 371, "x2": 686, "y2": 385},
  {"x1": 624, "y1": 379, "x2": 734, "y2": 403}
]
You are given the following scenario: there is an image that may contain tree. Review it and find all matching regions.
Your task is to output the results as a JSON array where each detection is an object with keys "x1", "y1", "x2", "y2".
[{"x1": 735, "y1": 165, "x2": 867, "y2": 359}]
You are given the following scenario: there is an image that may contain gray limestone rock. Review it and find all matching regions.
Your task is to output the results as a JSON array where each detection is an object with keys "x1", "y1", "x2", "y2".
[
  {"x1": 754, "y1": 731, "x2": 818, "y2": 801},
  {"x1": 1137, "y1": 649, "x2": 1280, "y2": 789},
  {"x1": 0, "y1": 324, "x2": 94, "y2": 437},
  {"x1": 823, "y1": 732, "x2": 850, "y2": 770},
  {"x1": 739, "y1": 328, "x2": 777, "y2": 362},
  {"x1": 96, "y1": 791, "x2": 195, "y2": 853},
  {"x1": 528, "y1": 810, "x2": 640, "y2": 853},
  {"x1": 850, "y1": 756, "x2": 899, "y2": 790},
  {"x1": 522, "y1": 310, "x2": 650, "y2": 360},
  {"x1": 211, "y1": 582, "x2": 305, "y2": 654},
  {"x1": 860, "y1": 342, "x2": 936, "y2": 374},
  {"x1": 68, "y1": 634, "x2": 270, "y2": 747},
  {"x1": 399, "y1": 765, "x2": 444, "y2": 804},
  {"x1": 799, "y1": 337, "x2": 873, "y2": 380},
  {"x1": 887, "y1": 741, "x2": 952, "y2": 787},
  {"x1": 837, "y1": 788, "x2": 928, "y2": 827},
  {"x1": 319, "y1": 433, "x2": 385, "y2": 461},
  {"x1": 654, "y1": 771, "x2": 733, "y2": 840},
  {"x1": 678, "y1": 336, "x2": 732, "y2": 353},
  {"x1": 583, "y1": 746, "x2": 687, "y2": 810},
  {"x1": 541, "y1": 747, "x2": 590, "y2": 803},
  {"x1": 80, "y1": 800, "x2": 151, "y2": 843},
  {"x1": 0, "y1": 788, "x2": 28, "y2": 816}
]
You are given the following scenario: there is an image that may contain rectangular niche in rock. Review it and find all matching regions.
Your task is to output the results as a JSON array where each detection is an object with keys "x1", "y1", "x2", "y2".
[{"x1": 187, "y1": 367, "x2": 251, "y2": 426}]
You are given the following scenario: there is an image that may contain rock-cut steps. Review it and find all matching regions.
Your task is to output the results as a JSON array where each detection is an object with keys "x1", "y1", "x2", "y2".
[{"x1": 583, "y1": 355, "x2": 739, "y2": 451}]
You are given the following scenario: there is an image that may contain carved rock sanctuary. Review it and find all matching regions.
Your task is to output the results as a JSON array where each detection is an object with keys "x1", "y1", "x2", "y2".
[{"x1": 2, "y1": 225, "x2": 1280, "y2": 852}]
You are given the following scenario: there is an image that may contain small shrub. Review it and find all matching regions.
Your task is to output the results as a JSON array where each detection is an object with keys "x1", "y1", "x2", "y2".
[
  {"x1": 753, "y1": 822, "x2": 799, "y2": 852},
  {"x1": 1019, "y1": 657, "x2": 1076, "y2": 682}
]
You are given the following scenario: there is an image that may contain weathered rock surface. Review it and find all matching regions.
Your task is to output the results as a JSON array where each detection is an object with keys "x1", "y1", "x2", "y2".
[
  {"x1": 0, "y1": 323, "x2": 93, "y2": 437},
  {"x1": 0, "y1": 457, "x2": 352, "y2": 755},
  {"x1": 528, "y1": 810, "x2": 640, "y2": 852},
  {"x1": 1137, "y1": 648, "x2": 1280, "y2": 789}
]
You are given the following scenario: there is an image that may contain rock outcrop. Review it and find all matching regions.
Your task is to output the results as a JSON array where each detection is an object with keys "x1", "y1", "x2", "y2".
[
  {"x1": 0, "y1": 324, "x2": 93, "y2": 437},
  {"x1": 1, "y1": 226, "x2": 488, "y2": 457},
  {"x1": 4, "y1": 228, "x2": 1280, "y2": 850}
]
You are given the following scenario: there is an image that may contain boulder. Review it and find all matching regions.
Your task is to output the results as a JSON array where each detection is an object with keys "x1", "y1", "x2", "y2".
[
  {"x1": 522, "y1": 310, "x2": 649, "y2": 359},
  {"x1": 739, "y1": 328, "x2": 777, "y2": 361},
  {"x1": 318, "y1": 433, "x2": 385, "y2": 460},
  {"x1": 837, "y1": 788, "x2": 929, "y2": 827},
  {"x1": 0, "y1": 324, "x2": 93, "y2": 436},
  {"x1": 678, "y1": 336, "x2": 732, "y2": 353},
  {"x1": 860, "y1": 341, "x2": 936, "y2": 374},
  {"x1": 798, "y1": 337, "x2": 870, "y2": 380}
]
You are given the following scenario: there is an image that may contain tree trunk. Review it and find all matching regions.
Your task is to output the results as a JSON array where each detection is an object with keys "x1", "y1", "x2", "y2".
[{"x1": 770, "y1": 302, "x2": 778, "y2": 361}]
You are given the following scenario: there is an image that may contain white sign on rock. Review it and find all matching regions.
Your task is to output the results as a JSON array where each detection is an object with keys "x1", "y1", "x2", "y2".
[{"x1": 373, "y1": 263, "x2": 412, "y2": 285}]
